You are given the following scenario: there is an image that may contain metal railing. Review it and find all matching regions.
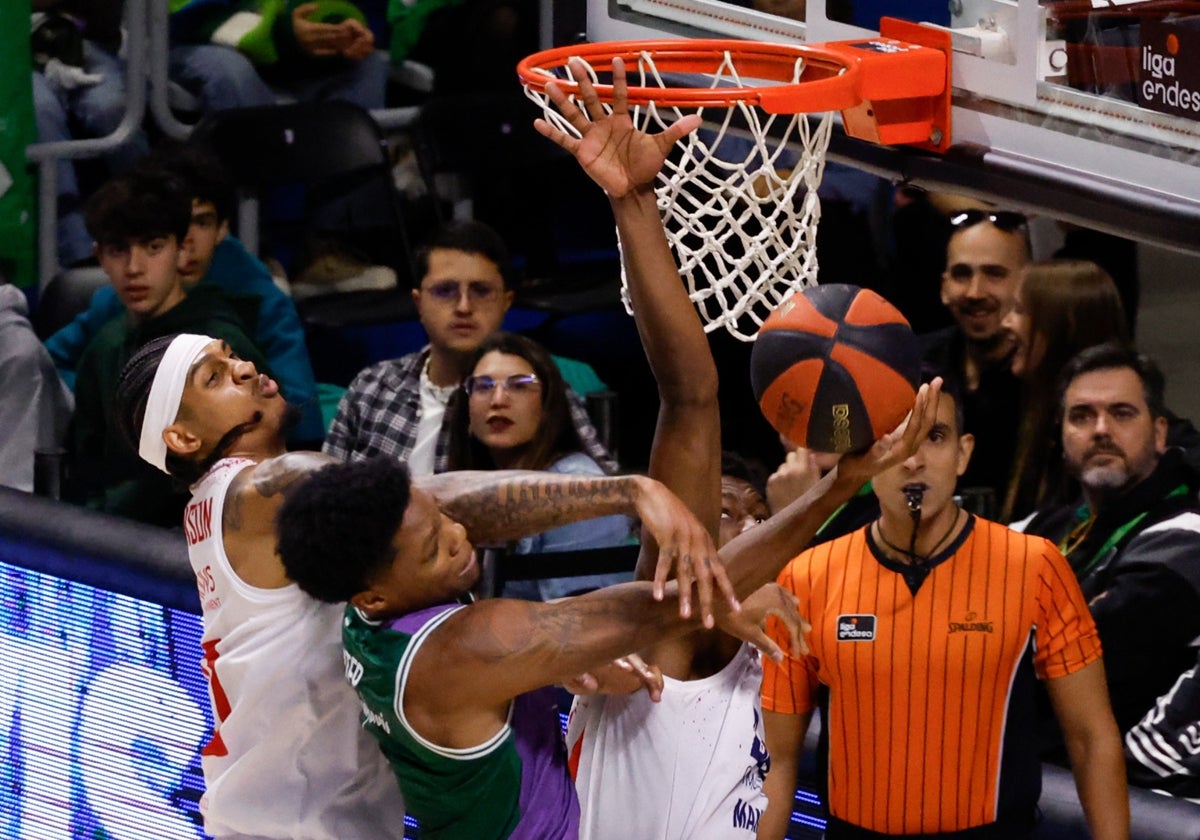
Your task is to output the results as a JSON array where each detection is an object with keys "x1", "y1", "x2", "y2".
[{"x1": 25, "y1": 0, "x2": 424, "y2": 290}]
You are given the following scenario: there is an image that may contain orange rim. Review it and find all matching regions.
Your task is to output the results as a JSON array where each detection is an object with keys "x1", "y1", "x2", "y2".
[{"x1": 517, "y1": 39, "x2": 863, "y2": 114}]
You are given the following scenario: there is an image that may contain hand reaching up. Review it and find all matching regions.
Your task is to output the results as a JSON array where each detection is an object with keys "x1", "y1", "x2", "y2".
[{"x1": 532, "y1": 56, "x2": 701, "y2": 198}]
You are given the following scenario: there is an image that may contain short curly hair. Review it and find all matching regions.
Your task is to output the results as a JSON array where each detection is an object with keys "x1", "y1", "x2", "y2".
[{"x1": 276, "y1": 457, "x2": 412, "y2": 603}]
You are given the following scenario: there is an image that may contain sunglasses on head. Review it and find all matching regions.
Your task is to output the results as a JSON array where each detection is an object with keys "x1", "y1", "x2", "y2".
[{"x1": 949, "y1": 209, "x2": 1028, "y2": 232}]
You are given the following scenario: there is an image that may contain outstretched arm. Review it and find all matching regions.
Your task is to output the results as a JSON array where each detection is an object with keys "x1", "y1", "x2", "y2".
[
  {"x1": 718, "y1": 379, "x2": 941, "y2": 595},
  {"x1": 404, "y1": 578, "x2": 806, "y2": 750},
  {"x1": 534, "y1": 57, "x2": 718, "y2": 580},
  {"x1": 417, "y1": 469, "x2": 734, "y2": 623}
]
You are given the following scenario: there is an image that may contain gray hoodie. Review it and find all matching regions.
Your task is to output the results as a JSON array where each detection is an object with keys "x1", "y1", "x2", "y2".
[{"x1": 0, "y1": 284, "x2": 73, "y2": 491}]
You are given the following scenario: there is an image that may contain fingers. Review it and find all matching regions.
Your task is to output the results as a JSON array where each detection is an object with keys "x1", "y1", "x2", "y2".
[
  {"x1": 293, "y1": 1, "x2": 318, "y2": 17},
  {"x1": 675, "y1": 551, "x2": 694, "y2": 619},
  {"x1": 709, "y1": 557, "x2": 740, "y2": 619},
  {"x1": 563, "y1": 672, "x2": 599, "y2": 695},
  {"x1": 611, "y1": 56, "x2": 628, "y2": 116},
  {"x1": 567, "y1": 57, "x2": 607, "y2": 123},
  {"x1": 648, "y1": 542, "x2": 670, "y2": 602},
  {"x1": 746, "y1": 624, "x2": 786, "y2": 664},
  {"x1": 658, "y1": 112, "x2": 703, "y2": 150},
  {"x1": 541, "y1": 80, "x2": 591, "y2": 138},
  {"x1": 619, "y1": 653, "x2": 664, "y2": 703},
  {"x1": 781, "y1": 594, "x2": 811, "y2": 657},
  {"x1": 692, "y1": 555, "x2": 715, "y2": 629}
]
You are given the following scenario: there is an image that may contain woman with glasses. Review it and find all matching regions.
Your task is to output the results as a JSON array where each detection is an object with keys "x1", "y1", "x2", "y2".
[
  {"x1": 447, "y1": 332, "x2": 634, "y2": 599},
  {"x1": 1001, "y1": 259, "x2": 1130, "y2": 521}
]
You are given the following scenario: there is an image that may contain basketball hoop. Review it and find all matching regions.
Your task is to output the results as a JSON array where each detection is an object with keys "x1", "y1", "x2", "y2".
[{"x1": 518, "y1": 19, "x2": 951, "y2": 341}]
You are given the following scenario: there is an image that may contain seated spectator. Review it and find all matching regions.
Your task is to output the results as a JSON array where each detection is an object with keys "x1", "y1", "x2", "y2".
[
  {"x1": 0, "y1": 283, "x2": 72, "y2": 491},
  {"x1": 168, "y1": 0, "x2": 387, "y2": 114},
  {"x1": 921, "y1": 207, "x2": 1027, "y2": 509},
  {"x1": 1124, "y1": 646, "x2": 1200, "y2": 802},
  {"x1": 32, "y1": 0, "x2": 149, "y2": 266},
  {"x1": 1014, "y1": 343, "x2": 1200, "y2": 739},
  {"x1": 68, "y1": 168, "x2": 271, "y2": 526},
  {"x1": 1000, "y1": 259, "x2": 1129, "y2": 521},
  {"x1": 324, "y1": 219, "x2": 613, "y2": 475},
  {"x1": 446, "y1": 332, "x2": 633, "y2": 600},
  {"x1": 44, "y1": 143, "x2": 324, "y2": 443}
]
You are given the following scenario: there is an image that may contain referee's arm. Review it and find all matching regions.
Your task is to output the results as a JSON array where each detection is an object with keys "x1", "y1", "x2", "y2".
[
  {"x1": 760, "y1": 709, "x2": 814, "y2": 840},
  {"x1": 1046, "y1": 659, "x2": 1130, "y2": 840}
]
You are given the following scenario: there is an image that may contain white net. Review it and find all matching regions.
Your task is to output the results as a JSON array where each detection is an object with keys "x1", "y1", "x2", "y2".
[{"x1": 524, "y1": 47, "x2": 835, "y2": 341}]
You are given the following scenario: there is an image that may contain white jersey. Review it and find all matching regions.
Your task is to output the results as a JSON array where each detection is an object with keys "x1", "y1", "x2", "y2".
[
  {"x1": 186, "y1": 458, "x2": 405, "y2": 839},
  {"x1": 567, "y1": 642, "x2": 770, "y2": 839}
]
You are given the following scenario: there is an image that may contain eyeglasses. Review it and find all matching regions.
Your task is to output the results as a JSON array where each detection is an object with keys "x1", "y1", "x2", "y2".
[
  {"x1": 463, "y1": 373, "x2": 541, "y2": 397},
  {"x1": 421, "y1": 280, "x2": 503, "y2": 303},
  {"x1": 949, "y1": 209, "x2": 1028, "y2": 232}
]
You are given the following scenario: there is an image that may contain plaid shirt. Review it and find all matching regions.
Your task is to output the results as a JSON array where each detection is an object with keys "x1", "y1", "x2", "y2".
[{"x1": 323, "y1": 347, "x2": 617, "y2": 474}]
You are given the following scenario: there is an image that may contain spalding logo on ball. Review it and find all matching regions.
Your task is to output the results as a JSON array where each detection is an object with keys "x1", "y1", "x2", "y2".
[{"x1": 750, "y1": 284, "x2": 921, "y2": 454}]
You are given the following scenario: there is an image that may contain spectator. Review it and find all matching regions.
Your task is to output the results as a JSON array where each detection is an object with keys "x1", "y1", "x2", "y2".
[
  {"x1": 44, "y1": 143, "x2": 325, "y2": 443},
  {"x1": 447, "y1": 331, "x2": 633, "y2": 600},
  {"x1": 32, "y1": 0, "x2": 149, "y2": 266},
  {"x1": 760, "y1": 379, "x2": 1128, "y2": 840},
  {"x1": 0, "y1": 283, "x2": 72, "y2": 492},
  {"x1": 68, "y1": 169, "x2": 270, "y2": 525},
  {"x1": 168, "y1": 0, "x2": 387, "y2": 114},
  {"x1": 324, "y1": 219, "x2": 613, "y2": 475},
  {"x1": 921, "y1": 207, "x2": 1027, "y2": 511},
  {"x1": 1013, "y1": 343, "x2": 1200, "y2": 736},
  {"x1": 1124, "y1": 647, "x2": 1200, "y2": 802},
  {"x1": 1000, "y1": 259, "x2": 1129, "y2": 521}
]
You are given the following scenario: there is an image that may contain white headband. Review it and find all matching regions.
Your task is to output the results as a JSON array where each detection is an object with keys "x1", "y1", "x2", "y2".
[{"x1": 138, "y1": 334, "x2": 215, "y2": 474}]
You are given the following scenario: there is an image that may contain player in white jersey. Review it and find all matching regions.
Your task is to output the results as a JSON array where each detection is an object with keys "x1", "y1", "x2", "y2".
[
  {"x1": 537, "y1": 59, "x2": 941, "y2": 838},
  {"x1": 113, "y1": 330, "x2": 748, "y2": 838},
  {"x1": 185, "y1": 456, "x2": 404, "y2": 837},
  {"x1": 568, "y1": 643, "x2": 769, "y2": 838}
]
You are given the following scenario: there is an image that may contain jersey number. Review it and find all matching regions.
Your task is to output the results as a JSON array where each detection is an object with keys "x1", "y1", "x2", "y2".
[{"x1": 200, "y1": 639, "x2": 231, "y2": 757}]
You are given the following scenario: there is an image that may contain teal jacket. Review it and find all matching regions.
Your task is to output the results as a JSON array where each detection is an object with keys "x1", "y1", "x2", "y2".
[{"x1": 46, "y1": 236, "x2": 325, "y2": 442}]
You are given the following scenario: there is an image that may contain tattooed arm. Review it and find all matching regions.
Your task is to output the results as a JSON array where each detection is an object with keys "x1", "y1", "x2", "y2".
[
  {"x1": 221, "y1": 452, "x2": 338, "y2": 588},
  {"x1": 404, "y1": 578, "x2": 808, "y2": 750},
  {"x1": 416, "y1": 469, "x2": 736, "y2": 621}
]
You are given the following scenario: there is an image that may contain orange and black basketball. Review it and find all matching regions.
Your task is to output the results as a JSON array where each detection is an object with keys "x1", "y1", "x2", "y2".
[{"x1": 750, "y1": 284, "x2": 920, "y2": 453}]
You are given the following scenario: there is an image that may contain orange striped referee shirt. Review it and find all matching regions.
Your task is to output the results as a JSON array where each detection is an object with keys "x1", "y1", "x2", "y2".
[{"x1": 762, "y1": 515, "x2": 1101, "y2": 836}]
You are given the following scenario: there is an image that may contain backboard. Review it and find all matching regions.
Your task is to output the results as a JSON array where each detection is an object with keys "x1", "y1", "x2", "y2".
[{"x1": 552, "y1": 0, "x2": 1200, "y2": 254}]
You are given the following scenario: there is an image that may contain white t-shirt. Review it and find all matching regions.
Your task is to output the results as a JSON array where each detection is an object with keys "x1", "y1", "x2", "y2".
[
  {"x1": 567, "y1": 642, "x2": 770, "y2": 839},
  {"x1": 186, "y1": 458, "x2": 406, "y2": 839},
  {"x1": 408, "y1": 359, "x2": 456, "y2": 476}
]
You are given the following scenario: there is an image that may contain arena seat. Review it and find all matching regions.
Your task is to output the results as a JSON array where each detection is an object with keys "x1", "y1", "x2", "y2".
[{"x1": 32, "y1": 266, "x2": 109, "y2": 340}]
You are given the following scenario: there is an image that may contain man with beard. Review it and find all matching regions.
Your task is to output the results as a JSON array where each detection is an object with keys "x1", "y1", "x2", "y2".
[
  {"x1": 921, "y1": 208, "x2": 1027, "y2": 509},
  {"x1": 1015, "y1": 342, "x2": 1200, "y2": 736}
]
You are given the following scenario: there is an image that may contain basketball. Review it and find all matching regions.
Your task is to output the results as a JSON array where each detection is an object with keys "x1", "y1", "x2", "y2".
[{"x1": 750, "y1": 284, "x2": 921, "y2": 453}]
